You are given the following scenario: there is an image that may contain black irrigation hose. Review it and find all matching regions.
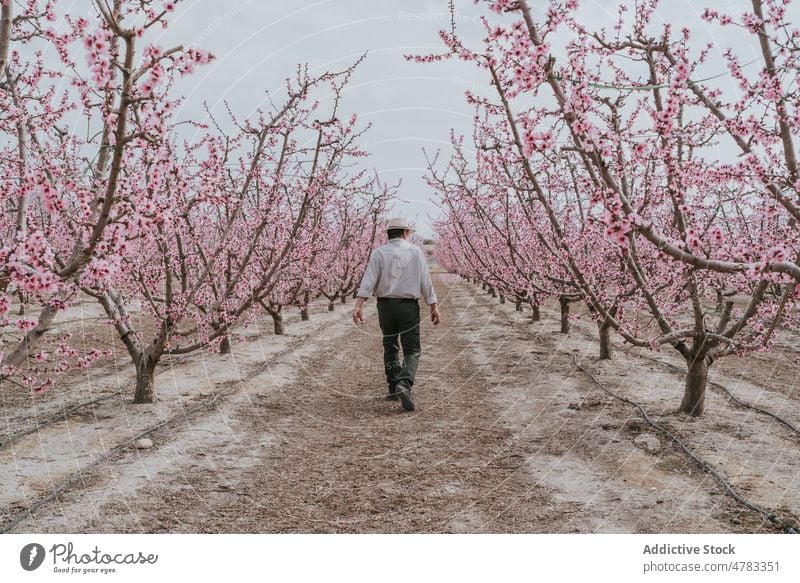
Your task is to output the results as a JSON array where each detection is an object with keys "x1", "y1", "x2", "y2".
[
  {"x1": 525, "y1": 300, "x2": 800, "y2": 443},
  {"x1": 464, "y1": 281, "x2": 799, "y2": 533},
  {"x1": 628, "y1": 351, "x2": 800, "y2": 439},
  {"x1": 573, "y1": 322, "x2": 800, "y2": 440},
  {"x1": 0, "y1": 316, "x2": 343, "y2": 534},
  {"x1": 0, "y1": 391, "x2": 224, "y2": 534},
  {"x1": 0, "y1": 304, "x2": 326, "y2": 450},
  {"x1": 572, "y1": 355, "x2": 798, "y2": 534},
  {"x1": 0, "y1": 353, "x2": 196, "y2": 451},
  {"x1": 0, "y1": 391, "x2": 124, "y2": 450}
]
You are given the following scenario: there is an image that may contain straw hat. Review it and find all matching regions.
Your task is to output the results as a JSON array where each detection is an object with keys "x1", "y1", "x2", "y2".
[{"x1": 386, "y1": 217, "x2": 416, "y2": 233}]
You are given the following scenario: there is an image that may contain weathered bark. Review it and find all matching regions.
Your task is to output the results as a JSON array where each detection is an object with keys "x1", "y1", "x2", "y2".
[
  {"x1": 2, "y1": 301, "x2": 60, "y2": 369},
  {"x1": 8, "y1": 76, "x2": 30, "y2": 240},
  {"x1": 679, "y1": 354, "x2": 708, "y2": 416},
  {"x1": 714, "y1": 288, "x2": 724, "y2": 313},
  {"x1": 531, "y1": 303, "x2": 540, "y2": 322},
  {"x1": 132, "y1": 313, "x2": 169, "y2": 404},
  {"x1": 210, "y1": 321, "x2": 231, "y2": 354},
  {"x1": 271, "y1": 306, "x2": 285, "y2": 335},
  {"x1": 559, "y1": 296, "x2": 570, "y2": 334},
  {"x1": 0, "y1": 2, "x2": 11, "y2": 77},
  {"x1": 17, "y1": 291, "x2": 25, "y2": 315},
  {"x1": 598, "y1": 318, "x2": 612, "y2": 360},
  {"x1": 134, "y1": 355, "x2": 158, "y2": 404}
]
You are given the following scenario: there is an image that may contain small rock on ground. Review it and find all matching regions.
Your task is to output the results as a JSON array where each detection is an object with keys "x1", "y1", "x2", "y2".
[{"x1": 633, "y1": 433, "x2": 661, "y2": 454}]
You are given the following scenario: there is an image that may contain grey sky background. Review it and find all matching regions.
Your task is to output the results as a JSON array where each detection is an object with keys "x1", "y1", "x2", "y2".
[
  {"x1": 161, "y1": 0, "x2": 495, "y2": 239},
  {"x1": 43, "y1": 1, "x2": 800, "y2": 238}
]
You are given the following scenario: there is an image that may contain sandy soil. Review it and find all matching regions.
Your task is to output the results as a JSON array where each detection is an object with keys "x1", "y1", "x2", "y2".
[{"x1": 1, "y1": 269, "x2": 797, "y2": 533}]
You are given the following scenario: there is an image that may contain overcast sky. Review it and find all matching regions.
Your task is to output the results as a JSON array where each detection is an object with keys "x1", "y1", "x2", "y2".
[
  {"x1": 45, "y1": 0, "x2": 800, "y2": 238},
  {"x1": 159, "y1": 0, "x2": 495, "y2": 239}
]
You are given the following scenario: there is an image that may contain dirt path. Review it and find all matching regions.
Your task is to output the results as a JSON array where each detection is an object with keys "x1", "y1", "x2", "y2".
[
  {"x1": 6, "y1": 271, "x2": 793, "y2": 533},
  {"x1": 55, "y1": 271, "x2": 551, "y2": 533}
]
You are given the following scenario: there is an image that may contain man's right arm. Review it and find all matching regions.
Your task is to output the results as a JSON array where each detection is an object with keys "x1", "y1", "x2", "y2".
[
  {"x1": 356, "y1": 250, "x2": 380, "y2": 299},
  {"x1": 418, "y1": 249, "x2": 441, "y2": 325}
]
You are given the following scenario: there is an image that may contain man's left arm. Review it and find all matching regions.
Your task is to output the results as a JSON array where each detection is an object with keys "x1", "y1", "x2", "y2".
[{"x1": 419, "y1": 250, "x2": 441, "y2": 325}]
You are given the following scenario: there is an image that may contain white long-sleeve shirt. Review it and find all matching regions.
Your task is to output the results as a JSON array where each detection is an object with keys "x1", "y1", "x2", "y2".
[{"x1": 356, "y1": 239, "x2": 438, "y2": 305}]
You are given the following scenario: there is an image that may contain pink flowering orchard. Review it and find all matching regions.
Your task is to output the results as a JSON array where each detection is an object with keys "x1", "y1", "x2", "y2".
[
  {"x1": 0, "y1": 0, "x2": 212, "y2": 390},
  {"x1": 3, "y1": 0, "x2": 797, "y2": 418},
  {"x1": 314, "y1": 178, "x2": 393, "y2": 312},
  {"x1": 416, "y1": 0, "x2": 799, "y2": 416},
  {"x1": 4, "y1": 0, "x2": 800, "y2": 541},
  {"x1": 0, "y1": 1, "x2": 390, "y2": 402},
  {"x1": 92, "y1": 60, "x2": 392, "y2": 404}
]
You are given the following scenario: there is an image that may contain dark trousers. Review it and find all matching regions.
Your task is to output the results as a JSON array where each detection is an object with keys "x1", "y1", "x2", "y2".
[{"x1": 377, "y1": 298, "x2": 421, "y2": 391}]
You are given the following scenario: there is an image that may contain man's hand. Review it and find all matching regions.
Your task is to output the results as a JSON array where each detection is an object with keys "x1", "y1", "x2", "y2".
[
  {"x1": 352, "y1": 297, "x2": 366, "y2": 324},
  {"x1": 430, "y1": 304, "x2": 441, "y2": 326}
]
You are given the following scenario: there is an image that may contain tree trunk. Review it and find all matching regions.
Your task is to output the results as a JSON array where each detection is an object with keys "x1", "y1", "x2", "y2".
[
  {"x1": 499, "y1": 294, "x2": 505, "y2": 304},
  {"x1": 219, "y1": 334, "x2": 231, "y2": 354},
  {"x1": 679, "y1": 354, "x2": 708, "y2": 416},
  {"x1": 2, "y1": 301, "x2": 60, "y2": 369},
  {"x1": 488, "y1": 286, "x2": 496, "y2": 298},
  {"x1": 301, "y1": 292, "x2": 310, "y2": 321},
  {"x1": 0, "y1": 2, "x2": 12, "y2": 78},
  {"x1": 327, "y1": 301, "x2": 335, "y2": 312},
  {"x1": 559, "y1": 296, "x2": 570, "y2": 334},
  {"x1": 340, "y1": 294, "x2": 347, "y2": 305},
  {"x1": 134, "y1": 355, "x2": 158, "y2": 404},
  {"x1": 598, "y1": 318, "x2": 612, "y2": 360},
  {"x1": 515, "y1": 297, "x2": 523, "y2": 312},
  {"x1": 271, "y1": 307, "x2": 285, "y2": 335},
  {"x1": 481, "y1": 282, "x2": 487, "y2": 291},
  {"x1": 531, "y1": 303, "x2": 540, "y2": 322},
  {"x1": 714, "y1": 289, "x2": 724, "y2": 313}
]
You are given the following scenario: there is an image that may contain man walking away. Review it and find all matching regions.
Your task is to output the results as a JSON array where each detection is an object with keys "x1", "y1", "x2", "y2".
[{"x1": 352, "y1": 218, "x2": 441, "y2": 411}]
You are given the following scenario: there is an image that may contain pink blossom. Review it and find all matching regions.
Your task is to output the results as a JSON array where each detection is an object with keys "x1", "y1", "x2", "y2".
[{"x1": 16, "y1": 318, "x2": 38, "y2": 332}]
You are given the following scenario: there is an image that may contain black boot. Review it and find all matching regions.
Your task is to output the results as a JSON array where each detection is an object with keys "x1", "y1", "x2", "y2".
[{"x1": 396, "y1": 382, "x2": 415, "y2": 411}]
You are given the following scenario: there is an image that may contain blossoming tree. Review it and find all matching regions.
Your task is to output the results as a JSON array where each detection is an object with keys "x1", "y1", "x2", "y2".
[
  {"x1": 416, "y1": 0, "x2": 799, "y2": 415},
  {"x1": 85, "y1": 61, "x2": 381, "y2": 403},
  {"x1": 0, "y1": 0, "x2": 213, "y2": 391}
]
